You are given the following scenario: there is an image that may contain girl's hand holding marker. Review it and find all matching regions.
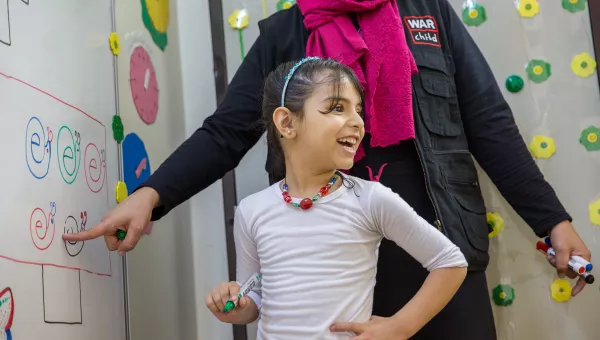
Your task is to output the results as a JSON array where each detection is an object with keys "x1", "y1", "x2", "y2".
[{"x1": 205, "y1": 273, "x2": 261, "y2": 325}]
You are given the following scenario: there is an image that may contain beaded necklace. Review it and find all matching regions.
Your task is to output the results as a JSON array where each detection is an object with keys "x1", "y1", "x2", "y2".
[{"x1": 281, "y1": 172, "x2": 340, "y2": 210}]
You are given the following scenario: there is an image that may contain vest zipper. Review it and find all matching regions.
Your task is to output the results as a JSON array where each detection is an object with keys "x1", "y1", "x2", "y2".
[{"x1": 413, "y1": 138, "x2": 444, "y2": 232}]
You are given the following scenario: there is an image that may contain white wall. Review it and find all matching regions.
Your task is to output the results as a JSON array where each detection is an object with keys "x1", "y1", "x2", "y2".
[
  {"x1": 115, "y1": 0, "x2": 231, "y2": 339},
  {"x1": 449, "y1": 1, "x2": 600, "y2": 339}
]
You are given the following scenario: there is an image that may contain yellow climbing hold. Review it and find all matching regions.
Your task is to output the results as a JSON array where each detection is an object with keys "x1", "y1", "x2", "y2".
[
  {"x1": 228, "y1": 9, "x2": 249, "y2": 30},
  {"x1": 487, "y1": 212, "x2": 505, "y2": 238},
  {"x1": 109, "y1": 32, "x2": 120, "y2": 55},
  {"x1": 517, "y1": 0, "x2": 540, "y2": 18},
  {"x1": 145, "y1": 0, "x2": 169, "y2": 33},
  {"x1": 589, "y1": 199, "x2": 600, "y2": 226},
  {"x1": 550, "y1": 279, "x2": 572, "y2": 302},
  {"x1": 571, "y1": 53, "x2": 597, "y2": 78},
  {"x1": 529, "y1": 135, "x2": 556, "y2": 159},
  {"x1": 115, "y1": 181, "x2": 129, "y2": 203}
]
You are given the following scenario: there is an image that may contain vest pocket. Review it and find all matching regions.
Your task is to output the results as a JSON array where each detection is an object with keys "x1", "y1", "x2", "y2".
[
  {"x1": 447, "y1": 180, "x2": 489, "y2": 252},
  {"x1": 417, "y1": 71, "x2": 462, "y2": 137}
]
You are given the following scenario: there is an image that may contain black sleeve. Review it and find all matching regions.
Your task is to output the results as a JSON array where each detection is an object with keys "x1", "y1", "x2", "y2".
[
  {"x1": 139, "y1": 34, "x2": 267, "y2": 220},
  {"x1": 440, "y1": 1, "x2": 571, "y2": 237}
]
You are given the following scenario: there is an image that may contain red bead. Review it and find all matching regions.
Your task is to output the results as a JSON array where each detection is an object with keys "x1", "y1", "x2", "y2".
[
  {"x1": 325, "y1": 184, "x2": 331, "y2": 189},
  {"x1": 319, "y1": 187, "x2": 328, "y2": 196},
  {"x1": 284, "y1": 196, "x2": 292, "y2": 203},
  {"x1": 299, "y1": 198, "x2": 313, "y2": 210}
]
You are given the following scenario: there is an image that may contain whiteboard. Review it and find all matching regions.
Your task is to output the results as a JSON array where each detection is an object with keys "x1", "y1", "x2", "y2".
[{"x1": 0, "y1": 1, "x2": 126, "y2": 339}]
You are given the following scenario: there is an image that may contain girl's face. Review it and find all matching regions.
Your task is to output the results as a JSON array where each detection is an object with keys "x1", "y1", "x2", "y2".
[{"x1": 288, "y1": 75, "x2": 365, "y2": 171}]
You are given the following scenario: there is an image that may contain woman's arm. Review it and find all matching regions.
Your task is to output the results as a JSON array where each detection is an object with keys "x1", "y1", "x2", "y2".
[{"x1": 138, "y1": 34, "x2": 268, "y2": 220}]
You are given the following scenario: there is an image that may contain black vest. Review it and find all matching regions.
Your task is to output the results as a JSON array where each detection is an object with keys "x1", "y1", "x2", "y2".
[{"x1": 260, "y1": 0, "x2": 490, "y2": 271}]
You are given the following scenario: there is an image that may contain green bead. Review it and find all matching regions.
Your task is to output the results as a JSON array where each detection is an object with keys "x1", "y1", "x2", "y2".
[
  {"x1": 462, "y1": 4, "x2": 487, "y2": 27},
  {"x1": 292, "y1": 202, "x2": 300, "y2": 208},
  {"x1": 540, "y1": 141, "x2": 548, "y2": 149},
  {"x1": 505, "y1": 75, "x2": 524, "y2": 93},
  {"x1": 492, "y1": 284, "x2": 515, "y2": 306},
  {"x1": 526, "y1": 59, "x2": 552, "y2": 83},
  {"x1": 562, "y1": 0, "x2": 586, "y2": 13}
]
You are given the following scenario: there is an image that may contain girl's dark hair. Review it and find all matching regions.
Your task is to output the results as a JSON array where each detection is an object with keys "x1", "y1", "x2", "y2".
[{"x1": 262, "y1": 58, "x2": 364, "y2": 180}]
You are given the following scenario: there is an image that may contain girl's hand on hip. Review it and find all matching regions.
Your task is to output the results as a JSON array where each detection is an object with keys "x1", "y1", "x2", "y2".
[{"x1": 330, "y1": 315, "x2": 408, "y2": 340}]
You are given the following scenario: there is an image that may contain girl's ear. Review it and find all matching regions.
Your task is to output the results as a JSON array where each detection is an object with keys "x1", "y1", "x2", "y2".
[{"x1": 273, "y1": 107, "x2": 297, "y2": 139}]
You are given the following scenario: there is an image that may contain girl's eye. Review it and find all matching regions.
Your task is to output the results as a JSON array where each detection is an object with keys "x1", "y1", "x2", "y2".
[{"x1": 333, "y1": 104, "x2": 344, "y2": 112}]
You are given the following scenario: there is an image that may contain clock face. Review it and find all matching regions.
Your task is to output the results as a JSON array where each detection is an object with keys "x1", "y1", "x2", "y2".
[{"x1": 129, "y1": 46, "x2": 159, "y2": 125}]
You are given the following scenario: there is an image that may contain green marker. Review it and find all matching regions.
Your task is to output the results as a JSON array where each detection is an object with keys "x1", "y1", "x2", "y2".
[
  {"x1": 116, "y1": 229, "x2": 127, "y2": 240},
  {"x1": 223, "y1": 272, "x2": 262, "y2": 313}
]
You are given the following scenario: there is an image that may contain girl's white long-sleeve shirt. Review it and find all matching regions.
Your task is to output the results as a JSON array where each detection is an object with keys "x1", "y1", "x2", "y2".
[{"x1": 234, "y1": 176, "x2": 467, "y2": 339}]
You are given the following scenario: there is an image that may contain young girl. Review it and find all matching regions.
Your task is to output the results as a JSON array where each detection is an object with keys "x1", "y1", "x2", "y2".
[{"x1": 205, "y1": 57, "x2": 468, "y2": 339}]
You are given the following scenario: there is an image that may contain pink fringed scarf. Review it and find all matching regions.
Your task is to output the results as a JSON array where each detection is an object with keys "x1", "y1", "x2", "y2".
[{"x1": 297, "y1": 0, "x2": 418, "y2": 161}]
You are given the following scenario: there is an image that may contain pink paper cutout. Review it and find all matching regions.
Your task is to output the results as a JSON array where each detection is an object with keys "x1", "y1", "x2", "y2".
[
  {"x1": 135, "y1": 157, "x2": 147, "y2": 179},
  {"x1": 129, "y1": 46, "x2": 159, "y2": 125}
]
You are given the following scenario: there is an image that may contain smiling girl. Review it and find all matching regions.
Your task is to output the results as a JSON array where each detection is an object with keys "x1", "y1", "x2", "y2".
[{"x1": 205, "y1": 57, "x2": 468, "y2": 339}]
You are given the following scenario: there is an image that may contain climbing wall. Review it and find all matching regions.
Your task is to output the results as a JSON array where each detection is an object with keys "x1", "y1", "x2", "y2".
[{"x1": 451, "y1": 1, "x2": 600, "y2": 339}]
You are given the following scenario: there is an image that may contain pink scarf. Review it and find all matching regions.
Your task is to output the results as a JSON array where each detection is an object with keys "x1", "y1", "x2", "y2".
[{"x1": 298, "y1": 0, "x2": 418, "y2": 161}]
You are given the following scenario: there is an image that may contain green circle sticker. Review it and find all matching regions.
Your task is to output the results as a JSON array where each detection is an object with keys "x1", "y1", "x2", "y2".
[
  {"x1": 462, "y1": 4, "x2": 487, "y2": 27},
  {"x1": 505, "y1": 75, "x2": 524, "y2": 93}
]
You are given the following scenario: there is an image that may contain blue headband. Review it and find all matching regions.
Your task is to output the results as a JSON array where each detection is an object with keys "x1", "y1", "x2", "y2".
[{"x1": 281, "y1": 56, "x2": 320, "y2": 107}]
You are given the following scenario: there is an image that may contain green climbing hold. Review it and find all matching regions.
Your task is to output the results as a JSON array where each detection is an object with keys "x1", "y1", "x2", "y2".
[
  {"x1": 562, "y1": 0, "x2": 586, "y2": 13},
  {"x1": 112, "y1": 115, "x2": 124, "y2": 143},
  {"x1": 276, "y1": 0, "x2": 296, "y2": 11},
  {"x1": 505, "y1": 75, "x2": 524, "y2": 93},
  {"x1": 492, "y1": 284, "x2": 515, "y2": 307},
  {"x1": 462, "y1": 4, "x2": 487, "y2": 27},
  {"x1": 526, "y1": 59, "x2": 552, "y2": 83},
  {"x1": 579, "y1": 126, "x2": 600, "y2": 151}
]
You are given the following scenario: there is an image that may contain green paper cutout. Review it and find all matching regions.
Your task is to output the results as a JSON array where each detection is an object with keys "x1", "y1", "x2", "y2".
[
  {"x1": 579, "y1": 126, "x2": 600, "y2": 151},
  {"x1": 562, "y1": 0, "x2": 586, "y2": 13},
  {"x1": 141, "y1": 0, "x2": 168, "y2": 51},
  {"x1": 492, "y1": 284, "x2": 515, "y2": 307},
  {"x1": 526, "y1": 59, "x2": 552, "y2": 83},
  {"x1": 112, "y1": 115, "x2": 124, "y2": 143},
  {"x1": 505, "y1": 75, "x2": 524, "y2": 93},
  {"x1": 276, "y1": 0, "x2": 296, "y2": 11},
  {"x1": 462, "y1": 4, "x2": 487, "y2": 27},
  {"x1": 238, "y1": 30, "x2": 245, "y2": 60}
]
